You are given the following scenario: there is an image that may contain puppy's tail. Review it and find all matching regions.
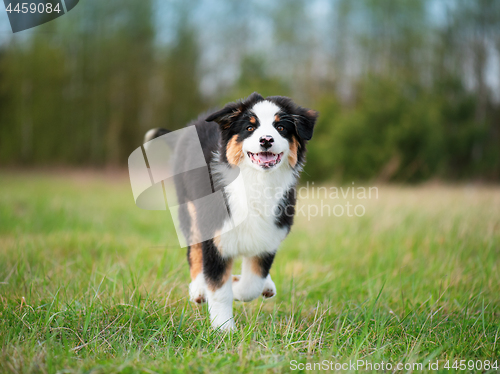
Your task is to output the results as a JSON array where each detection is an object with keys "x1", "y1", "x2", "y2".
[{"x1": 144, "y1": 128, "x2": 171, "y2": 143}]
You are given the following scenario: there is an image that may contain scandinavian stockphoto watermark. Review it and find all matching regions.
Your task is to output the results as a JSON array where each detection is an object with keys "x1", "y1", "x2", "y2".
[
  {"x1": 290, "y1": 360, "x2": 424, "y2": 372},
  {"x1": 247, "y1": 181, "x2": 378, "y2": 221},
  {"x1": 289, "y1": 359, "x2": 499, "y2": 371},
  {"x1": 128, "y1": 129, "x2": 377, "y2": 247}
]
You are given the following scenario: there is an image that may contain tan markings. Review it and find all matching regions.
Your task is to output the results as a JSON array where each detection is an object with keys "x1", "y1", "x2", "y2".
[
  {"x1": 307, "y1": 109, "x2": 317, "y2": 117},
  {"x1": 250, "y1": 257, "x2": 263, "y2": 276},
  {"x1": 189, "y1": 243, "x2": 203, "y2": 280},
  {"x1": 207, "y1": 258, "x2": 233, "y2": 291},
  {"x1": 288, "y1": 136, "x2": 299, "y2": 168},
  {"x1": 226, "y1": 135, "x2": 244, "y2": 166},
  {"x1": 275, "y1": 114, "x2": 280, "y2": 122},
  {"x1": 187, "y1": 202, "x2": 203, "y2": 280},
  {"x1": 249, "y1": 116, "x2": 256, "y2": 124},
  {"x1": 221, "y1": 258, "x2": 234, "y2": 284}
]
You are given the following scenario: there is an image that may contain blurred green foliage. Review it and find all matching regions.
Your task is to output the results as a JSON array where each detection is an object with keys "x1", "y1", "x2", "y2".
[
  {"x1": 0, "y1": 0, "x2": 499, "y2": 182},
  {"x1": 305, "y1": 76, "x2": 497, "y2": 182}
]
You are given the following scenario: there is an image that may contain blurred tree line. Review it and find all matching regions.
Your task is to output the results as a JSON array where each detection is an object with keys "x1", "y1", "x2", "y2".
[{"x1": 0, "y1": 0, "x2": 499, "y2": 182}]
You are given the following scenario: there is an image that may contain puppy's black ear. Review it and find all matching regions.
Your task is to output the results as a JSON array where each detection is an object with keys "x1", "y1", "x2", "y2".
[
  {"x1": 206, "y1": 92, "x2": 264, "y2": 129},
  {"x1": 295, "y1": 109, "x2": 318, "y2": 141},
  {"x1": 205, "y1": 103, "x2": 243, "y2": 129},
  {"x1": 266, "y1": 95, "x2": 318, "y2": 141}
]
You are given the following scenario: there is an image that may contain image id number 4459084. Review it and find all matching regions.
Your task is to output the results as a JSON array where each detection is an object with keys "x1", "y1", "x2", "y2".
[
  {"x1": 444, "y1": 360, "x2": 498, "y2": 371},
  {"x1": 5, "y1": 2, "x2": 62, "y2": 14}
]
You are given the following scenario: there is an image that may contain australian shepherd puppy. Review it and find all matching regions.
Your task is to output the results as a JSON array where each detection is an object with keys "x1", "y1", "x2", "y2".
[{"x1": 145, "y1": 92, "x2": 318, "y2": 331}]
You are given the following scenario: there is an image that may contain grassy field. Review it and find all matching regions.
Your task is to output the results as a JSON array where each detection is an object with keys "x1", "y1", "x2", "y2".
[{"x1": 0, "y1": 171, "x2": 499, "y2": 373}]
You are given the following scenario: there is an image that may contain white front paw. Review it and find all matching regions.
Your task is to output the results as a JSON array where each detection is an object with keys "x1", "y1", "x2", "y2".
[
  {"x1": 231, "y1": 274, "x2": 247, "y2": 301},
  {"x1": 189, "y1": 274, "x2": 207, "y2": 304},
  {"x1": 262, "y1": 274, "x2": 276, "y2": 299},
  {"x1": 232, "y1": 279, "x2": 256, "y2": 302},
  {"x1": 208, "y1": 281, "x2": 235, "y2": 331},
  {"x1": 232, "y1": 283, "x2": 247, "y2": 301},
  {"x1": 232, "y1": 274, "x2": 267, "y2": 302},
  {"x1": 211, "y1": 315, "x2": 236, "y2": 332}
]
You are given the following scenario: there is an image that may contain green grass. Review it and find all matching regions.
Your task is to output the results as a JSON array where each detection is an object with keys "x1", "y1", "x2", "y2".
[{"x1": 0, "y1": 171, "x2": 499, "y2": 373}]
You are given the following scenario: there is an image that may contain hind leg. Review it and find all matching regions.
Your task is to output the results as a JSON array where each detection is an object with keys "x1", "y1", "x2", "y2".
[
  {"x1": 188, "y1": 243, "x2": 206, "y2": 303},
  {"x1": 182, "y1": 202, "x2": 207, "y2": 304}
]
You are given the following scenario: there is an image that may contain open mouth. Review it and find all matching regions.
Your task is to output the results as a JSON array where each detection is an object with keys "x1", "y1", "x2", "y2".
[{"x1": 247, "y1": 151, "x2": 283, "y2": 168}]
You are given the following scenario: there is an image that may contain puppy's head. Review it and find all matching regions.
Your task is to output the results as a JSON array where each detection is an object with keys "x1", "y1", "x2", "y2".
[{"x1": 206, "y1": 92, "x2": 318, "y2": 171}]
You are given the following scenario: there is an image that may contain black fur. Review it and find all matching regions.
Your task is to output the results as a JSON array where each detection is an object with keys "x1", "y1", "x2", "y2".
[
  {"x1": 202, "y1": 239, "x2": 232, "y2": 288},
  {"x1": 267, "y1": 96, "x2": 318, "y2": 141},
  {"x1": 275, "y1": 187, "x2": 297, "y2": 231},
  {"x1": 255, "y1": 253, "x2": 276, "y2": 278}
]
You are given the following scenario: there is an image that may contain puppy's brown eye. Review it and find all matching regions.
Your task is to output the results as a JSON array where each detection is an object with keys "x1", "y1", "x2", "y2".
[
  {"x1": 247, "y1": 126, "x2": 255, "y2": 132},
  {"x1": 277, "y1": 125, "x2": 284, "y2": 132}
]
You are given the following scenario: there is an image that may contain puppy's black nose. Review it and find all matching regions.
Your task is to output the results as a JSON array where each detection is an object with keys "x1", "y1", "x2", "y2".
[{"x1": 259, "y1": 136, "x2": 274, "y2": 150}]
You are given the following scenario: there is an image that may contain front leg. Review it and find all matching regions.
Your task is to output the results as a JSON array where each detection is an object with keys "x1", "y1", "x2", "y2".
[
  {"x1": 233, "y1": 253, "x2": 276, "y2": 302},
  {"x1": 203, "y1": 240, "x2": 235, "y2": 331}
]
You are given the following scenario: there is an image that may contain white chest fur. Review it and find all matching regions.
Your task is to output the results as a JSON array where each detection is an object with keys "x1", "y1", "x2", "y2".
[{"x1": 217, "y1": 164, "x2": 296, "y2": 258}]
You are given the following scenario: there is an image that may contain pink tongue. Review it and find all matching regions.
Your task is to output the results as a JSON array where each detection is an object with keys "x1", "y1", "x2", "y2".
[{"x1": 258, "y1": 152, "x2": 275, "y2": 162}]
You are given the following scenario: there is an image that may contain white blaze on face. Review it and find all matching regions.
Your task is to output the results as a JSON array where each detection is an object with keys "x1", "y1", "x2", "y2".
[{"x1": 242, "y1": 100, "x2": 289, "y2": 170}]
